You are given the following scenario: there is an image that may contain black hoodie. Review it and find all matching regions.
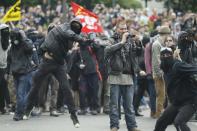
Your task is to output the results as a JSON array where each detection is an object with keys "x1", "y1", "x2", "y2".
[
  {"x1": 166, "y1": 61, "x2": 197, "y2": 106},
  {"x1": 41, "y1": 18, "x2": 85, "y2": 65}
]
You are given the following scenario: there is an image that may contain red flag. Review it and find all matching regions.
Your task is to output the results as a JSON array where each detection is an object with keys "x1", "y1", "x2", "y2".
[{"x1": 70, "y1": 2, "x2": 103, "y2": 33}]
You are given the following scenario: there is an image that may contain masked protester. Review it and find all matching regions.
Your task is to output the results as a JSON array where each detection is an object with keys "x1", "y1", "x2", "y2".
[
  {"x1": 154, "y1": 47, "x2": 197, "y2": 131},
  {"x1": 8, "y1": 28, "x2": 35, "y2": 121},
  {"x1": 24, "y1": 18, "x2": 92, "y2": 128},
  {"x1": 0, "y1": 24, "x2": 10, "y2": 114},
  {"x1": 177, "y1": 31, "x2": 196, "y2": 64}
]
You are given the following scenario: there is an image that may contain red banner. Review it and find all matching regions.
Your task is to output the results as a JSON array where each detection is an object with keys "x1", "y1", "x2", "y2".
[{"x1": 70, "y1": 2, "x2": 103, "y2": 33}]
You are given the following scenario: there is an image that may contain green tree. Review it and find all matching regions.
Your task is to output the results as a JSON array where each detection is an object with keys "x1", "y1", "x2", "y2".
[
  {"x1": 118, "y1": 0, "x2": 142, "y2": 9},
  {"x1": 164, "y1": 0, "x2": 197, "y2": 12},
  {"x1": 0, "y1": 0, "x2": 16, "y2": 7}
]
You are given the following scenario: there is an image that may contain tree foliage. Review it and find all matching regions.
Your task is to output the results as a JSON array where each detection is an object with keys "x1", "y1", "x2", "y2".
[
  {"x1": 0, "y1": 0, "x2": 16, "y2": 7},
  {"x1": 118, "y1": 0, "x2": 142, "y2": 9},
  {"x1": 164, "y1": 0, "x2": 197, "y2": 12}
]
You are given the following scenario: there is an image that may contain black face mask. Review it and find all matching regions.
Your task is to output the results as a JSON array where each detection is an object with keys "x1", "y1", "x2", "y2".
[
  {"x1": 1, "y1": 28, "x2": 10, "y2": 50},
  {"x1": 71, "y1": 22, "x2": 82, "y2": 34},
  {"x1": 160, "y1": 56, "x2": 175, "y2": 73}
]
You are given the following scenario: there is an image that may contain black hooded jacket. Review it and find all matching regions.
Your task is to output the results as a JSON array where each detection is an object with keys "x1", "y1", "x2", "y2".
[
  {"x1": 166, "y1": 61, "x2": 197, "y2": 106},
  {"x1": 41, "y1": 19, "x2": 85, "y2": 65}
]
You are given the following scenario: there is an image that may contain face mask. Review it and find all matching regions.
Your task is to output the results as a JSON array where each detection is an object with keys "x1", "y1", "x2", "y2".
[
  {"x1": 71, "y1": 22, "x2": 82, "y2": 34},
  {"x1": 160, "y1": 56, "x2": 174, "y2": 73},
  {"x1": 1, "y1": 28, "x2": 10, "y2": 50}
]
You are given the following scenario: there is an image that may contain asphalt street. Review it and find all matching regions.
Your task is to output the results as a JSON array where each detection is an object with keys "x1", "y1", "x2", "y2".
[{"x1": 0, "y1": 109, "x2": 197, "y2": 131}]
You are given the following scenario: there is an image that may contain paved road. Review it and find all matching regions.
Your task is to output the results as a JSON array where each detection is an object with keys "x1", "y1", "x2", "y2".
[{"x1": 0, "y1": 109, "x2": 197, "y2": 131}]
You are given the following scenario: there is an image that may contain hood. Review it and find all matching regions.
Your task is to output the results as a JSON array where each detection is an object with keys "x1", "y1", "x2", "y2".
[
  {"x1": 70, "y1": 17, "x2": 82, "y2": 29},
  {"x1": 70, "y1": 17, "x2": 83, "y2": 34}
]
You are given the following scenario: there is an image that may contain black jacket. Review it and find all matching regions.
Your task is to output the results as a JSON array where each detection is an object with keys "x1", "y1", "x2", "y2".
[
  {"x1": 41, "y1": 21, "x2": 85, "y2": 65},
  {"x1": 166, "y1": 61, "x2": 197, "y2": 106},
  {"x1": 104, "y1": 34, "x2": 139, "y2": 75},
  {"x1": 8, "y1": 39, "x2": 34, "y2": 75}
]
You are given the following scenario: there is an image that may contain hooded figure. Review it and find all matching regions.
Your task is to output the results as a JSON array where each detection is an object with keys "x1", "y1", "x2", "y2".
[
  {"x1": 0, "y1": 24, "x2": 10, "y2": 69},
  {"x1": 177, "y1": 31, "x2": 194, "y2": 64},
  {"x1": 41, "y1": 18, "x2": 84, "y2": 64},
  {"x1": 24, "y1": 19, "x2": 90, "y2": 127},
  {"x1": 0, "y1": 24, "x2": 10, "y2": 114},
  {"x1": 154, "y1": 47, "x2": 197, "y2": 131}
]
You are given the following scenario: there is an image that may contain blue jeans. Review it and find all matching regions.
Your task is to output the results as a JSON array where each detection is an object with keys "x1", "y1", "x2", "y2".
[
  {"x1": 110, "y1": 84, "x2": 137, "y2": 130},
  {"x1": 14, "y1": 71, "x2": 34, "y2": 115}
]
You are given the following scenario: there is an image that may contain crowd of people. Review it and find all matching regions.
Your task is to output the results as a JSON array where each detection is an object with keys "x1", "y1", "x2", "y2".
[{"x1": 1, "y1": 1, "x2": 197, "y2": 131}]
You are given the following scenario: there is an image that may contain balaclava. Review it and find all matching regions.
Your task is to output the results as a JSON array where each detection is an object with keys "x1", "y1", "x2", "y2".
[
  {"x1": 160, "y1": 47, "x2": 175, "y2": 73},
  {"x1": 0, "y1": 24, "x2": 10, "y2": 50},
  {"x1": 70, "y1": 18, "x2": 82, "y2": 34}
]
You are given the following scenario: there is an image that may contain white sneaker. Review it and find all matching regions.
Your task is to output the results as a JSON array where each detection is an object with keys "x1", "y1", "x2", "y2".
[{"x1": 74, "y1": 123, "x2": 80, "y2": 128}]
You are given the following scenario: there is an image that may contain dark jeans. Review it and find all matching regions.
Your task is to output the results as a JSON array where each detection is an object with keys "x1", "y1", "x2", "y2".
[
  {"x1": 154, "y1": 104, "x2": 197, "y2": 131},
  {"x1": 13, "y1": 71, "x2": 34, "y2": 115},
  {"x1": 26, "y1": 58, "x2": 76, "y2": 114},
  {"x1": 0, "y1": 68, "x2": 10, "y2": 111},
  {"x1": 56, "y1": 86, "x2": 65, "y2": 109},
  {"x1": 110, "y1": 84, "x2": 137, "y2": 130},
  {"x1": 134, "y1": 76, "x2": 156, "y2": 113},
  {"x1": 79, "y1": 73, "x2": 99, "y2": 110}
]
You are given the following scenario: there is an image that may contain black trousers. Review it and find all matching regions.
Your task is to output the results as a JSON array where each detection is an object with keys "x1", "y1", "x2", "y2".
[
  {"x1": 0, "y1": 68, "x2": 10, "y2": 111},
  {"x1": 26, "y1": 58, "x2": 76, "y2": 114},
  {"x1": 154, "y1": 103, "x2": 197, "y2": 131},
  {"x1": 37, "y1": 74, "x2": 58, "y2": 111}
]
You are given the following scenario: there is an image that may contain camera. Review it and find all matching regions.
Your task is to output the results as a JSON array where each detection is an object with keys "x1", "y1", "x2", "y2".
[{"x1": 127, "y1": 34, "x2": 135, "y2": 38}]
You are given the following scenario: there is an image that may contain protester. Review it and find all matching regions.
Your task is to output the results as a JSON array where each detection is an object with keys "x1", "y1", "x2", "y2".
[
  {"x1": 23, "y1": 18, "x2": 92, "y2": 128},
  {"x1": 154, "y1": 47, "x2": 197, "y2": 131}
]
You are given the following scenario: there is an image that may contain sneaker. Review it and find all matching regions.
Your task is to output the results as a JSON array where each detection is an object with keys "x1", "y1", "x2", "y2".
[
  {"x1": 13, "y1": 114, "x2": 23, "y2": 121},
  {"x1": 70, "y1": 113, "x2": 80, "y2": 128},
  {"x1": 23, "y1": 108, "x2": 33, "y2": 120},
  {"x1": 90, "y1": 110, "x2": 98, "y2": 115},
  {"x1": 57, "y1": 106, "x2": 65, "y2": 114},
  {"x1": 31, "y1": 107, "x2": 42, "y2": 116},
  {"x1": 135, "y1": 111, "x2": 143, "y2": 117},
  {"x1": 78, "y1": 110, "x2": 87, "y2": 115},
  {"x1": 50, "y1": 110, "x2": 59, "y2": 117},
  {"x1": 152, "y1": 112, "x2": 160, "y2": 119}
]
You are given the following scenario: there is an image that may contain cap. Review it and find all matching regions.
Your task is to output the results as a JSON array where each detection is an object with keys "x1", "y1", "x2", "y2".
[
  {"x1": 160, "y1": 47, "x2": 173, "y2": 57},
  {"x1": 158, "y1": 26, "x2": 171, "y2": 34}
]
